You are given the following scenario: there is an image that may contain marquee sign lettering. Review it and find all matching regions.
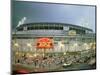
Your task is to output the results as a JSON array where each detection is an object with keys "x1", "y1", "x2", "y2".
[{"x1": 36, "y1": 38, "x2": 54, "y2": 49}]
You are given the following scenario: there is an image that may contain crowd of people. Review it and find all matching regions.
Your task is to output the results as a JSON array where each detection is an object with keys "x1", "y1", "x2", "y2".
[{"x1": 13, "y1": 49, "x2": 96, "y2": 72}]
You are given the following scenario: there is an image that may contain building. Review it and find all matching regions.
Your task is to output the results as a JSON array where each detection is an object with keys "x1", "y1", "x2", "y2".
[{"x1": 12, "y1": 22, "x2": 96, "y2": 53}]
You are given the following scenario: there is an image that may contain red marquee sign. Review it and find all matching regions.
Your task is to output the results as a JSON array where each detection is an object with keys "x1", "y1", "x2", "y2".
[{"x1": 36, "y1": 38, "x2": 54, "y2": 49}]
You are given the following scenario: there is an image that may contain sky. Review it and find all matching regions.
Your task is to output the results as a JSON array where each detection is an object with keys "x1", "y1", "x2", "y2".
[{"x1": 12, "y1": 1, "x2": 96, "y2": 32}]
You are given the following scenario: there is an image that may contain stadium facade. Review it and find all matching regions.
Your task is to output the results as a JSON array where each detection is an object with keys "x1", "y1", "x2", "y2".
[{"x1": 12, "y1": 22, "x2": 96, "y2": 53}]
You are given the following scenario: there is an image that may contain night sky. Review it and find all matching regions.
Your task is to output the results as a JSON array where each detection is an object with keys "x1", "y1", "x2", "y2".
[{"x1": 12, "y1": 1, "x2": 96, "y2": 32}]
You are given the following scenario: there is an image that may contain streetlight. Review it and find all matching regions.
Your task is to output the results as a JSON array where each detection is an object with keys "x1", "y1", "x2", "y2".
[
  {"x1": 14, "y1": 43, "x2": 19, "y2": 51},
  {"x1": 58, "y1": 41, "x2": 64, "y2": 52},
  {"x1": 14, "y1": 43, "x2": 20, "y2": 59},
  {"x1": 14, "y1": 43, "x2": 19, "y2": 47},
  {"x1": 63, "y1": 52, "x2": 66, "y2": 55},
  {"x1": 74, "y1": 43, "x2": 78, "y2": 51},
  {"x1": 27, "y1": 43, "x2": 32, "y2": 51},
  {"x1": 83, "y1": 43, "x2": 89, "y2": 50}
]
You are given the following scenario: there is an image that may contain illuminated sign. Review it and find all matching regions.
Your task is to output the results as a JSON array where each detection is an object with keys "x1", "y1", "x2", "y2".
[{"x1": 36, "y1": 38, "x2": 53, "y2": 49}]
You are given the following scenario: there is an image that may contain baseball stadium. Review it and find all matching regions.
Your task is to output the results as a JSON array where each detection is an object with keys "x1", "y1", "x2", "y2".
[
  {"x1": 12, "y1": 22, "x2": 96, "y2": 74},
  {"x1": 12, "y1": 1, "x2": 96, "y2": 74}
]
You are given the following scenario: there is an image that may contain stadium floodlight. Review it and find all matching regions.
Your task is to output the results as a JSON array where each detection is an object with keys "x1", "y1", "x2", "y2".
[
  {"x1": 17, "y1": 17, "x2": 27, "y2": 27},
  {"x1": 80, "y1": 17, "x2": 90, "y2": 29}
]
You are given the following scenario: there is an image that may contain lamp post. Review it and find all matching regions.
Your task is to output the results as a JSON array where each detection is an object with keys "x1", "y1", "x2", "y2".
[
  {"x1": 74, "y1": 43, "x2": 78, "y2": 52},
  {"x1": 14, "y1": 43, "x2": 19, "y2": 51},
  {"x1": 58, "y1": 41, "x2": 64, "y2": 52},
  {"x1": 27, "y1": 43, "x2": 32, "y2": 52},
  {"x1": 14, "y1": 43, "x2": 20, "y2": 61},
  {"x1": 83, "y1": 43, "x2": 89, "y2": 50}
]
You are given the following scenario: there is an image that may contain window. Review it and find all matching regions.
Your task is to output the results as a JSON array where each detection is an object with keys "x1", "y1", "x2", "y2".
[
  {"x1": 17, "y1": 27, "x2": 23, "y2": 31},
  {"x1": 26, "y1": 24, "x2": 64, "y2": 30}
]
